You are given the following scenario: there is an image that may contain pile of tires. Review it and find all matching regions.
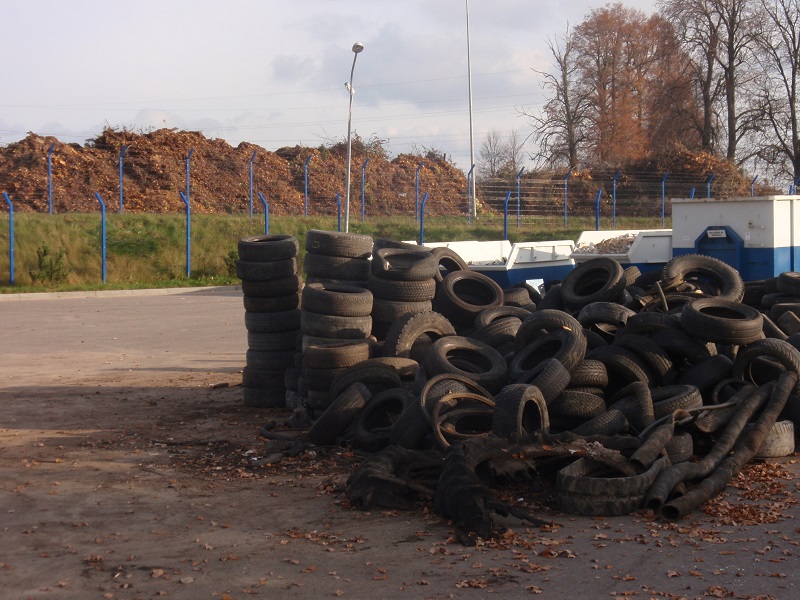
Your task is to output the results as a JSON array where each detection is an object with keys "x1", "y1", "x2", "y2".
[
  {"x1": 303, "y1": 229, "x2": 373, "y2": 286},
  {"x1": 236, "y1": 234, "x2": 800, "y2": 525},
  {"x1": 237, "y1": 235, "x2": 302, "y2": 408}
]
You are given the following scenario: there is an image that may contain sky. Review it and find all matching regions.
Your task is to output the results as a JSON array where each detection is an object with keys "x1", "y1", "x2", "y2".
[{"x1": 0, "y1": 0, "x2": 658, "y2": 172}]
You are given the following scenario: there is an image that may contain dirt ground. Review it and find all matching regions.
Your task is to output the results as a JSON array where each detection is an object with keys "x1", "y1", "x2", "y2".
[{"x1": 1, "y1": 287, "x2": 799, "y2": 600}]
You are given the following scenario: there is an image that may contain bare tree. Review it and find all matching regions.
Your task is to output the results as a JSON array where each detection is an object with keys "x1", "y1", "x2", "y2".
[
  {"x1": 506, "y1": 129, "x2": 526, "y2": 174},
  {"x1": 756, "y1": 0, "x2": 800, "y2": 179},
  {"x1": 525, "y1": 27, "x2": 590, "y2": 168},
  {"x1": 478, "y1": 130, "x2": 510, "y2": 178}
]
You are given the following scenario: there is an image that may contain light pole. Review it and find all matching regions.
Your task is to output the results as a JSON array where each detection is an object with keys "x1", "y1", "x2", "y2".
[{"x1": 344, "y1": 41, "x2": 364, "y2": 233}]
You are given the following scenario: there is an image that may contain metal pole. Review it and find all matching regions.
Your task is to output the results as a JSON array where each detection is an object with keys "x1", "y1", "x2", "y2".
[
  {"x1": 257, "y1": 191, "x2": 269, "y2": 234},
  {"x1": 661, "y1": 172, "x2": 670, "y2": 228},
  {"x1": 751, "y1": 175, "x2": 758, "y2": 197},
  {"x1": 503, "y1": 191, "x2": 511, "y2": 240},
  {"x1": 466, "y1": 0, "x2": 476, "y2": 219},
  {"x1": 466, "y1": 164, "x2": 475, "y2": 224},
  {"x1": 612, "y1": 171, "x2": 620, "y2": 229},
  {"x1": 179, "y1": 191, "x2": 191, "y2": 278},
  {"x1": 3, "y1": 193, "x2": 13, "y2": 286},
  {"x1": 337, "y1": 193, "x2": 341, "y2": 232},
  {"x1": 516, "y1": 167, "x2": 525, "y2": 228},
  {"x1": 418, "y1": 193, "x2": 429, "y2": 246},
  {"x1": 415, "y1": 161, "x2": 424, "y2": 222},
  {"x1": 344, "y1": 42, "x2": 364, "y2": 233},
  {"x1": 304, "y1": 154, "x2": 312, "y2": 217},
  {"x1": 594, "y1": 188, "x2": 603, "y2": 231},
  {"x1": 706, "y1": 173, "x2": 715, "y2": 198},
  {"x1": 563, "y1": 168, "x2": 573, "y2": 228},
  {"x1": 185, "y1": 148, "x2": 194, "y2": 206},
  {"x1": 94, "y1": 193, "x2": 107, "y2": 283},
  {"x1": 47, "y1": 143, "x2": 55, "y2": 214},
  {"x1": 361, "y1": 157, "x2": 369, "y2": 221},
  {"x1": 249, "y1": 150, "x2": 257, "y2": 219},
  {"x1": 118, "y1": 145, "x2": 128, "y2": 214}
]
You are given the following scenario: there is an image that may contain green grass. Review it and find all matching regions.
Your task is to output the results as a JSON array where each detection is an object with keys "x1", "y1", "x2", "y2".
[{"x1": 0, "y1": 212, "x2": 670, "y2": 293}]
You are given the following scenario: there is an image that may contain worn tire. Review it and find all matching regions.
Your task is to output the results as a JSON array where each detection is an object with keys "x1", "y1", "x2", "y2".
[
  {"x1": 308, "y1": 382, "x2": 371, "y2": 446},
  {"x1": 383, "y1": 311, "x2": 456, "y2": 361},
  {"x1": 371, "y1": 247, "x2": 438, "y2": 281},
  {"x1": 238, "y1": 234, "x2": 298, "y2": 262},
  {"x1": 661, "y1": 254, "x2": 744, "y2": 302},
  {"x1": 492, "y1": 384, "x2": 549, "y2": 437},
  {"x1": 303, "y1": 253, "x2": 371, "y2": 281},
  {"x1": 560, "y1": 257, "x2": 626, "y2": 311},
  {"x1": 680, "y1": 298, "x2": 764, "y2": 345},
  {"x1": 434, "y1": 270, "x2": 504, "y2": 327},
  {"x1": 300, "y1": 310, "x2": 372, "y2": 339},
  {"x1": 425, "y1": 336, "x2": 508, "y2": 393},
  {"x1": 236, "y1": 258, "x2": 297, "y2": 281},
  {"x1": 302, "y1": 282, "x2": 373, "y2": 317},
  {"x1": 305, "y1": 229, "x2": 373, "y2": 258}
]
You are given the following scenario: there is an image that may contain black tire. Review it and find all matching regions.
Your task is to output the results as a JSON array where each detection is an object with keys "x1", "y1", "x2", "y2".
[
  {"x1": 492, "y1": 384, "x2": 549, "y2": 437},
  {"x1": 777, "y1": 272, "x2": 800, "y2": 296},
  {"x1": 383, "y1": 311, "x2": 456, "y2": 361},
  {"x1": 300, "y1": 310, "x2": 372, "y2": 339},
  {"x1": 366, "y1": 274, "x2": 437, "y2": 302},
  {"x1": 473, "y1": 305, "x2": 531, "y2": 328},
  {"x1": 425, "y1": 336, "x2": 508, "y2": 393},
  {"x1": 246, "y1": 348, "x2": 295, "y2": 371},
  {"x1": 680, "y1": 298, "x2": 764, "y2": 345},
  {"x1": 303, "y1": 340, "x2": 372, "y2": 369},
  {"x1": 557, "y1": 455, "x2": 670, "y2": 516},
  {"x1": 236, "y1": 258, "x2": 297, "y2": 281},
  {"x1": 665, "y1": 431, "x2": 694, "y2": 463},
  {"x1": 577, "y1": 301, "x2": 636, "y2": 330},
  {"x1": 371, "y1": 298, "x2": 432, "y2": 322},
  {"x1": 731, "y1": 338, "x2": 800, "y2": 386},
  {"x1": 623, "y1": 265, "x2": 642, "y2": 286},
  {"x1": 467, "y1": 317, "x2": 521, "y2": 350},
  {"x1": 329, "y1": 361, "x2": 403, "y2": 400},
  {"x1": 750, "y1": 420, "x2": 795, "y2": 458},
  {"x1": 514, "y1": 357, "x2": 571, "y2": 404},
  {"x1": 302, "y1": 365, "x2": 348, "y2": 391},
  {"x1": 676, "y1": 354, "x2": 733, "y2": 397},
  {"x1": 305, "y1": 229, "x2": 373, "y2": 258},
  {"x1": 509, "y1": 328, "x2": 586, "y2": 379},
  {"x1": 352, "y1": 388, "x2": 415, "y2": 451},
  {"x1": 649, "y1": 328, "x2": 715, "y2": 366},
  {"x1": 514, "y1": 309, "x2": 585, "y2": 353},
  {"x1": 434, "y1": 270, "x2": 504, "y2": 327},
  {"x1": 660, "y1": 254, "x2": 744, "y2": 302},
  {"x1": 536, "y1": 283, "x2": 564, "y2": 311},
  {"x1": 651, "y1": 384, "x2": 703, "y2": 419},
  {"x1": 241, "y1": 274, "x2": 303, "y2": 298},
  {"x1": 549, "y1": 390, "x2": 606, "y2": 419},
  {"x1": 243, "y1": 293, "x2": 301, "y2": 313},
  {"x1": 502, "y1": 286, "x2": 532, "y2": 307},
  {"x1": 308, "y1": 382, "x2": 371, "y2": 446},
  {"x1": 571, "y1": 409, "x2": 628, "y2": 436},
  {"x1": 618, "y1": 311, "x2": 681, "y2": 336},
  {"x1": 247, "y1": 329, "x2": 299, "y2": 352},
  {"x1": 430, "y1": 246, "x2": 469, "y2": 283},
  {"x1": 303, "y1": 253, "x2": 371, "y2": 281},
  {"x1": 242, "y1": 366, "x2": 285, "y2": 388},
  {"x1": 613, "y1": 333, "x2": 676, "y2": 386},
  {"x1": 586, "y1": 345, "x2": 654, "y2": 391},
  {"x1": 569, "y1": 359, "x2": 609, "y2": 388},
  {"x1": 238, "y1": 234, "x2": 299, "y2": 262},
  {"x1": 560, "y1": 257, "x2": 626, "y2": 311},
  {"x1": 371, "y1": 247, "x2": 438, "y2": 281},
  {"x1": 302, "y1": 282, "x2": 373, "y2": 317},
  {"x1": 244, "y1": 309, "x2": 302, "y2": 333}
]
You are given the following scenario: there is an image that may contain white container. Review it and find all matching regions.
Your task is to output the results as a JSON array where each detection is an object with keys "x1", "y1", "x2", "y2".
[{"x1": 572, "y1": 229, "x2": 672, "y2": 272}]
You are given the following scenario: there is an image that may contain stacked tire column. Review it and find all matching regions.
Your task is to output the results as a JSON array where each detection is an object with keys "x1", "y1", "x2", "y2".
[{"x1": 237, "y1": 235, "x2": 302, "y2": 408}]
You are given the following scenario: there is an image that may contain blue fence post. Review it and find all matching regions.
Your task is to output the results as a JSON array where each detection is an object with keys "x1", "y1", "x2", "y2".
[
  {"x1": 257, "y1": 191, "x2": 269, "y2": 234},
  {"x1": 304, "y1": 155, "x2": 312, "y2": 217},
  {"x1": 751, "y1": 175, "x2": 758, "y2": 197},
  {"x1": 794, "y1": 176, "x2": 800, "y2": 196},
  {"x1": 466, "y1": 164, "x2": 475, "y2": 225},
  {"x1": 502, "y1": 191, "x2": 512, "y2": 241},
  {"x1": 516, "y1": 167, "x2": 525, "y2": 228},
  {"x1": 179, "y1": 191, "x2": 191, "y2": 278},
  {"x1": 249, "y1": 150, "x2": 257, "y2": 219},
  {"x1": 94, "y1": 193, "x2": 107, "y2": 283},
  {"x1": 690, "y1": 187, "x2": 696, "y2": 199},
  {"x1": 47, "y1": 142, "x2": 55, "y2": 214},
  {"x1": 361, "y1": 157, "x2": 370, "y2": 221},
  {"x1": 706, "y1": 173, "x2": 715, "y2": 198},
  {"x1": 418, "y1": 192, "x2": 429, "y2": 245},
  {"x1": 661, "y1": 171, "x2": 670, "y2": 228},
  {"x1": 118, "y1": 145, "x2": 128, "y2": 214},
  {"x1": 185, "y1": 148, "x2": 194, "y2": 206},
  {"x1": 336, "y1": 193, "x2": 341, "y2": 232},
  {"x1": 612, "y1": 171, "x2": 620, "y2": 229},
  {"x1": 563, "y1": 168, "x2": 573, "y2": 228},
  {"x1": 415, "y1": 161, "x2": 424, "y2": 222},
  {"x1": 594, "y1": 188, "x2": 603, "y2": 231},
  {"x1": 3, "y1": 193, "x2": 13, "y2": 286}
]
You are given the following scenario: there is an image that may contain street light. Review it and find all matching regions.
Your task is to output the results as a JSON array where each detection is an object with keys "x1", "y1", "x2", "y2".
[{"x1": 344, "y1": 41, "x2": 364, "y2": 233}]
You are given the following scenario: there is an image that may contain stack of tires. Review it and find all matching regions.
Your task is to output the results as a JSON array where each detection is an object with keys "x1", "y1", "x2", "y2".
[
  {"x1": 303, "y1": 229, "x2": 373, "y2": 286},
  {"x1": 298, "y1": 230, "x2": 375, "y2": 414},
  {"x1": 367, "y1": 246, "x2": 439, "y2": 340},
  {"x1": 237, "y1": 235, "x2": 302, "y2": 408}
]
